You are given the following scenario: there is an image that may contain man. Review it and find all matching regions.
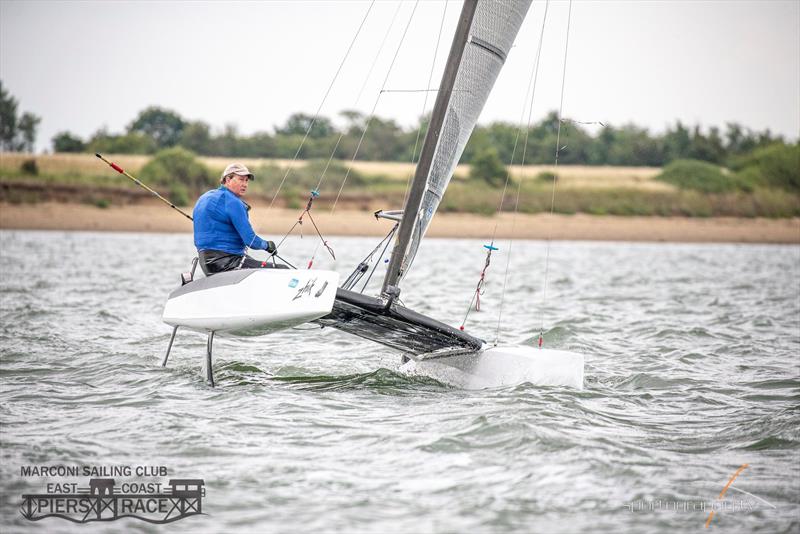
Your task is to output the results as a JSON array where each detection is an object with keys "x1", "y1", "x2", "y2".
[{"x1": 193, "y1": 163, "x2": 281, "y2": 275}]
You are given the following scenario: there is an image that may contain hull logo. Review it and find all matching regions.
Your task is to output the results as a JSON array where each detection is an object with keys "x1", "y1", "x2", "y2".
[
  {"x1": 293, "y1": 278, "x2": 317, "y2": 301},
  {"x1": 314, "y1": 281, "x2": 329, "y2": 298}
]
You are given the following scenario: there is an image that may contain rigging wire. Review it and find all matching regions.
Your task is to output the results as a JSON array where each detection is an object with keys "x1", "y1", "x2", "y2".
[
  {"x1": 266, "y1": 0, "x2": 375, "y2": 212},
  {"x1": 455, "y1": 0, "x2": 551, "y2": 337},
  {"x1": 272, "y1": 1, "x2": 403, "y2": 269},
  {"x1": 537, "y1": 0, "x2": 574, "y2": 348},
  {"x1": 561, "y1": 118, "x2": 604, "y2": 127},
  {"x1": 313, "y1": 0, "x2": 404, "y2": 196},
  {"x1": 303, "y1": 0, "x2": 405, "y2": 269},
  {"x1": 460, "y1": 0, "x2": 543, "y2": 332},
  {"x1": 402, "y1": 0, "x2": 449, "y2": 208},
  {"x1": 359, "y1": 224, "x2": 398, "y2": 292},
  {"x1": 339, "y1": 222, "x2": 399, "y2": 292},
  {"x1": 494, "y1": 0, "x2": 551, "y2": 344},
  {"x1": 372, "y1": 0, "x2": 446, "y2": 289},
  {"x1": 459, "y1": 243, "x2": 498, "y2": 330},
  {"x1": 328, "y1": 0, "x2": 421, "y2": 217},
  {"x1": 299, "y1": 0, "x2": 419, "y2": 270}
]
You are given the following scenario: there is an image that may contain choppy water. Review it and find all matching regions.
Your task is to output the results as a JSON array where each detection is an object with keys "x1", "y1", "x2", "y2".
[{"x1": 1, "y1": 229, "x2": 798, "y2": 533}]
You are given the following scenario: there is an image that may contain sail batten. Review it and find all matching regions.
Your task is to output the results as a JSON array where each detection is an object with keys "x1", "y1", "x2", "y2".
[{"x1": 382, "y1": 0, "x2": 532, "y2": 294}]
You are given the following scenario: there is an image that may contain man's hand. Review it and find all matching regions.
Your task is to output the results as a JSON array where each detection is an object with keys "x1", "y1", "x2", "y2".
[{"x1": 265, "y1": 241, "x2": 277, "y2": 254}]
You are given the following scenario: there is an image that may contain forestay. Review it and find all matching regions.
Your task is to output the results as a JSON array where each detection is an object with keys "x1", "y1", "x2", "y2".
[{"x1": 397, "y1": 0, "x2": 532, "y2": 281}]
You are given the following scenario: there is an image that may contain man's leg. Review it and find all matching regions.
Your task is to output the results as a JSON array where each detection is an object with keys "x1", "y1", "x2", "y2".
[
  {"x1": 239, "y1": 255, "x2": 290, "y2": 269},
  {"x1": 198, "y1": 250, "x2": 246, "y2": 274}
]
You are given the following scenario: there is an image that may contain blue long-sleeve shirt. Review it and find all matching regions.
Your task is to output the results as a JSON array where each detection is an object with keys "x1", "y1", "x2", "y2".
[{"x1": 193, "y1": 186, "x2": 269, "y2": 254}]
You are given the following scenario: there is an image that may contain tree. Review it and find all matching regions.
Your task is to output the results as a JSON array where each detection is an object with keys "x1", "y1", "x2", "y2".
[
  {"x1": 470, "y1": 147, "x2": 508, "y2": 187},
  {"x1": 87, "y1": 128, "x2": 156, "y2": 154},
  {"x1": 462, "y1": 127, "x2": 494, "y2": 163},
  {"x1": 587, "y1": 125, "x2": 616, "y2": 164},
  {"x1": 340, "y1": 109, "x2": 366, "y2": 133},
  {"x1": 485, "y1": 122, "x2": 523, "y2": 163},
  {"x1": 179, "y1": 121, "x2": 212, "y2": 154},
  {"x1": 210, "y1": 123, "x2": 241, "y2": 156},
  {"x1": 688, "y1": 125, "x2": 726, "y2": 164},
  {"x1": 605, "y1": 124, "x2": 664, "y2": 166},
  {"x1": 0, "y1": 81, "x2": 19, "y2": 150},
  {"x1": 52, "y1": 131, "x2": 86, "y2": 153},
  {"x1": 723, "y1": 122, "x2": 756, "y2": 158},
  {"x1": 128, "y1": 106, "x2": 186, "y2": 148},
  {"x1": 355, "y1": 117, "x2": 404, "y2": 160},
  {"x1": 17, "y1": 112, "x2": 41, "y2": 152},
  {"x1": 276, "y1": 113, "x2": 335, "y2": 139},
  {"x1": 538, "y1": 110, "x2": 562, "y2": 137},
  {"x1": 0, "y1": 80, "x2": 40, "y2": 152},
  {"x1": 663, "y1": 121, "x2": 692, "y2": 163},
  {"x1": 274, "y1": 133, "x2": 307, "y2": 159},
  {"x1": 237, "y1": 131, "x2": 277, "y2": 158}
]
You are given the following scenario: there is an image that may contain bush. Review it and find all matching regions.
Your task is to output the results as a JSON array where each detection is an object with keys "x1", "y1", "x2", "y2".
[
  {"x1": 730, "y1": 143, "x2": 800, "y2": 191},
  {"x1": 535, "y1": 171, "x2": 558, "y2": 183},
  {"x1": 139, "y1": 147, "x2": 213, "y2": 192},
  {"x1": 655, "y1": 159, "x2": 749, "y2": 193},
  {"x1": 169, "y1": 183, "x2": 190, "y2": 206},
  {"x1": 20, "y1": 159, "x2": 38, "y2": 175},
  {"x1": 253, "y1": 159, "x2": 366, "y2": 196},
  {"x1": 469, "y1": 147, "x2": 508, "y2": 187}
]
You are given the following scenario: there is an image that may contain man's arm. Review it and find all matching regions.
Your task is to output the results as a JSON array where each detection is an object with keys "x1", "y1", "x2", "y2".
[{"x1": 226, "y1": 197, "x2": 269, "y2": 251}]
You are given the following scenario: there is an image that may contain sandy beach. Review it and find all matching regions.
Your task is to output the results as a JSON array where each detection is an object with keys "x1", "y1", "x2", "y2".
[{"x1": 1, "y1": 202, "x2": 798, "y2": 243}]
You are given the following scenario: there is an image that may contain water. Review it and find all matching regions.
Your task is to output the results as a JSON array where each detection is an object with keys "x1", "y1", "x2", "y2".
[{"x1": 1, "y1": 230, "x2": 798, "y2": 533}]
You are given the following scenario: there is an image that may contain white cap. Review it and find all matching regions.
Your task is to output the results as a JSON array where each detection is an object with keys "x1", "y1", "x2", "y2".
[{"x1": 220, "y1": 162, "x2": 254, "y2": 183}]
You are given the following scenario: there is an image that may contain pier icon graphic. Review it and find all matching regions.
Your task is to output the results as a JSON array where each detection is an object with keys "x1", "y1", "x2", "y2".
[{"x1": 89, "y1": 478, "x2": 115, "y2": 496}]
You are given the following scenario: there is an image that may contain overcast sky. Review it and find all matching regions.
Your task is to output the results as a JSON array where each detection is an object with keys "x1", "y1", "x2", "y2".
[{"x1": 1, "y1": 0, "x2": 798, "y2": 153}]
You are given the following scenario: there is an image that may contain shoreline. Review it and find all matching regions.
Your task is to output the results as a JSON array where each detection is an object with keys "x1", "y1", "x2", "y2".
[{"x1": 1, "y1": 202, "x2": 798, "y2": 243}]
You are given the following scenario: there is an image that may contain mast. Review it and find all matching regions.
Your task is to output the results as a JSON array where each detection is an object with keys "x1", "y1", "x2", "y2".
[{"x1": 382, "y1": 0, "x2": 478, "y2": 297}]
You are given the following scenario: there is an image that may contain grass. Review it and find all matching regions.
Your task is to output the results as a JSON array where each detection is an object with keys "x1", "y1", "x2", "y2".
[
  {"x1": 0, "y1": 152, "x2": 663, "y2": 184},
  {"x1": 1, "y1": 152, "x2": 798, "y2": 217}
]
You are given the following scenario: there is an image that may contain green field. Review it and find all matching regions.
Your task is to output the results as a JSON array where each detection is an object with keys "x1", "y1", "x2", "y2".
[{"x1": 1, "y1": 152, "x2": 798, "y2": 217}]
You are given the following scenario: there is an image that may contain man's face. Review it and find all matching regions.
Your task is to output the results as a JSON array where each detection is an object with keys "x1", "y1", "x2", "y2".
[{"x1": 224, "y1": 174, "x2": 251, "y2": 197}]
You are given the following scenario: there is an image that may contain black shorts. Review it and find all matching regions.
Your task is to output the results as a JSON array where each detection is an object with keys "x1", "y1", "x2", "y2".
[{"x1": 198, "y1": 249, "x2": 289, "y2": 275}]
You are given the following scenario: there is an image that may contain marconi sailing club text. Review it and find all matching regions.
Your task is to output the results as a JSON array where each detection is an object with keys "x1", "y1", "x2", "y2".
[{"x1": 20, "y1": 465, "x2": 169, "y2": 477}]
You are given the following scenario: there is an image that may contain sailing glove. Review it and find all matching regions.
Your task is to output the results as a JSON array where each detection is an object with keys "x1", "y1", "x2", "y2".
[{"x1": 265, "y1": 241, "x2": 277, "y2": 254}]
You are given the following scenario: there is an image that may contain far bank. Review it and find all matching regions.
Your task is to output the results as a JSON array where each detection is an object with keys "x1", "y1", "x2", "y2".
[{"x1": 1, "y1": 202, "x2": 798, "y2": 244}]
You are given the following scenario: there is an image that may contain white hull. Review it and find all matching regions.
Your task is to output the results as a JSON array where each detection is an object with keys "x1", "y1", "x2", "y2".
[
  {"x1": 400, "y1": 345, "x2": 584, "y2": 390},
  {"x1": 162, "y1": 269, "x2": 339, "y2": 336}
]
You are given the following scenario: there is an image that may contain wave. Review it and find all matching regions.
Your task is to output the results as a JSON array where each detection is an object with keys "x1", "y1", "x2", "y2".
[{"x1": 270, "y1": 367, "x2": 447, "y2": 391}]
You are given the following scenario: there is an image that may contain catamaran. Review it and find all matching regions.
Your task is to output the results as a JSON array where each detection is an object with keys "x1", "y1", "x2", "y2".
[{"x1": 153, "y1": 0, "x2": 584, "y2": 389}]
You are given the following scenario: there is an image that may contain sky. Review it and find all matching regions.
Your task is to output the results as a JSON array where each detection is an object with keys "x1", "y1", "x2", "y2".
[{"x1": 1, "y1": 0, "x2": 798, "y2": 153}]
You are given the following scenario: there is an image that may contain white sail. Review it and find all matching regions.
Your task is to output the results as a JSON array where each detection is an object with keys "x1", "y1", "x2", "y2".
[{"x1": 399, "y1": 0, "x2": 532, "y2": 280}]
